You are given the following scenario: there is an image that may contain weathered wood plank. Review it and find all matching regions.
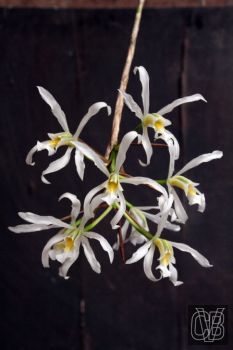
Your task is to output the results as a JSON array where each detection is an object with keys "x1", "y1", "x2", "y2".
[
  {"x1": 0, "y1": 0, "x2": 233, "y2": 9},
  {"x1": 1, "y1": 6, "x2": 232, "y2": 350},
  {"x1": 0, "y1": 9, "x2": 84, "y2": 350},
  {"x1": 177, "y1": 7, "x2": 233, "y2": 346}
]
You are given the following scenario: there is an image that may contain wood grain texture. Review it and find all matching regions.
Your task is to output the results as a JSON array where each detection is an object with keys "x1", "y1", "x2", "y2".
[
  {"x1": 0, "y1": 7, "x2": 232, "y2": 350},
  {"x1": 0, "y1": 0, "x2": 233, "y2": 9},
  {"x1": 169, "y1": 8, "x2": 233, "y2": 346}
]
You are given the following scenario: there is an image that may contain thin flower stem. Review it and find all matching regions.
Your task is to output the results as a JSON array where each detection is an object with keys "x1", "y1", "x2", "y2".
[
  {"x1": 84, "y1": 206, "x2": 112, "y2": 231},
  {"x1": 118, "y1": 221, "x2": 126, "y2": 262},
  {"x1": 108, "y1": 148, "x2": 118, "y2": 172},
  {"x1": 125, "y1": 200, "x2": 148, "y2": 224},
  {"x1": 75, "y1": 218, "x2": 82, "y2": 226},
  {"x1": 156, "y1": 179, "x2": 167, "y2": 185},
  {"x1": 114, "y1": 202, "x2": 152, "y2": 240},
  {"x1": 126, "y1": 200, "x2": 134, "y2": 209},
  {"x1": 105, "y1": 0, "x2": 146, "y2": 159},
  {"x1": 123, "y1": 210, "x2": 153, "y2": 240}
]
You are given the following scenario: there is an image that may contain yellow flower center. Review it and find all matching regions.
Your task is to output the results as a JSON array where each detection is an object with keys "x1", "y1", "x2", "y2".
[
  {"x1": 155, "y1": 238, "x2": 173, "y2": 267},
  {"x1": 161, "y1": 252, "x2": 172, "y2": 266},
  {"x1": 49, "y1": 132, "x2": 74, "y2": 149},
  {"x1": 107, "y1": 181, "x2": 118, "y2": 193},
  {"x1": 188, "y1": 184, "x2": 196, "y2": 197},
  {"x1": 65, "y1": 237, "x2": 75, "y2": 252},
  {"x1": 49, "y1": 137, "x2": 61, "y2": 148},
  {"x1": 107, "y1": 173, "x2": 119, "y2": 193},
  {"x1": 168, "y1": 177, "x2": 185, "y2": 191},
  {"x1": 143, "y1": 115, "x2": 154, "y2": 127},
  {"x1": 154, "y1": 119, "x2": 164, "y2": 130},
  {"x1": 169, "y1": 176, "x2": 197, "y2": 198},
  {"x1": 54, "y1": 237, "x2": 74, "y2": 252},
  {"x1": 143, "y1": 114, "x2": 165, "y2": 131}
]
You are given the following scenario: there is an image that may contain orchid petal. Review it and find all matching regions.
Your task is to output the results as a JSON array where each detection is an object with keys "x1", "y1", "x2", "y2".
[
  {"x1": 136, "y1": 211, "x2": 156, "y2": 223},
  {"x1": 8, "y1": 223, "x2": 56, "y2": 233},
  {"x1": 143, "y1": 212, "x2": 180, "y2": 232},
  {"x1": 143, "y1": 243, "x2": 160, "y2": 282},
  {"x1": 126, "y1": 240, "x2": 152, "y2": 264},
  {"x1": 198, "y1": 193, "x2": 206, "y2": 213},
  {"x1": 134, "y1": 66, "x2": 150, "y2": 116},
  {"x1": 135, "y1": 206, "x2": 158, "y2": 211},
  {"x1": 171, "y1": 241, "x2": 212, "y2": 267},
  {"x1": 119, "y1": 91, "x2": 143, "y2": 119},
  {"x1": 41, "y1": 230, "x2": 65, "y2": 267},
  {"x1": 74, "y1": 102, "x2": 111, "y2": 138},
  {"x1": 159, "y1": 130, "x2": 180, "y2": 176},
  {"x1": 138, "y1": 127, "x2": 153, "y2": 167},
  {"x1": 129, "y1": 230, "x2": 147, "y2": 246},
  {"x1": 74, "y1": 148, "x2": 85, "y2": 180},
  {"x1": 157, "y1": 264, "x2": 170, "y2": 278},
  {"x1": 85, "y1": 232, "x2": 114, "y2": 263},
  {"x1": 115, "y1": 131, "x2": 138, "y2": 172},
  {"x1": 50, "y1": 250, "x2": 69, "y2": 264},
  {"x1": 75, "y1": 141, "x2": 109, "y2": 177},
  {"x1": 89, "y1": 193, "x2": 105, "y2": 214},
  {"x1": 170, "y1": 187, "x2": 188, "y2": 224},
  {"x1": 164, "y1": 221, "x2": 181, "y2": 232},
  {"x1": 59, "y1": 192, "x2": 81, "y2": 223},
  {"x1": 41, "y1": 147, "x2": 73, "y2": 184},
  {"x1": 156, "y1": 195, "x2": 174, "y2": 238},
  {"x1": 101, "y1": 191, "x2": 117, "y2": 206},
  {"x1": 37, "y1": 86, "x2": 69, "y2": 132},
  {"x1": 59, "y1": 240, "x2": 81, "y2": 279},
  {"x1": 18, "y1": 212, "x2": 71, "y2": 228},
  {"x1": 121, "y1": 176, "x2": 168, "y2": 198},
  {"x1": 121, "y1": 219, "x2": 130, "y2": 241},
  {"x1": 81, "y1": 237, "x2": 101, "y2": 273},
  {"x1": 110, "y1": 191, "x2": 126, "y2": 229},
  {"x1": 169, "y1": 263, "x2": 183, "y2": 286},
  {"x1": 130, "y1": 207, "x2": 148, "y2": 230},
  {"x1": 166, "y1": 137, "x2": 178, "y2": 178},
  {"x1": 157, "y1": 93, "x2": 206, "y2": 116},
  {"x1": 83, "y1": 181, "x2": 107, "y2": 218},
  {"x1": 25, "y1": 145, "x2": 38, "y2": 166},
  {"x1": 165, "y1": 130, "x2": 180, "y2": 160},
  {"x1": 113, "y1": 220, "x2": 129, "y2": 250},
  {"x1": 36, "y1": 141, "x2": 57, "y2": 156},
  {"x1": 176, "y1": 150, "x2": 223, "y2": 176},
  {"x1": 188, "y1": 191, "x2": 206, "y2": 213}
]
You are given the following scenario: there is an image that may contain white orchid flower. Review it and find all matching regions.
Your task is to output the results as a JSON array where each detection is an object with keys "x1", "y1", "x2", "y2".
[
  {"x1": 26, "y1": 87, "x2": 111, "y2": 183},
  {"x1": 121, "y1": 66, "x2": 206, "y2": 166},
  {"x1": 167, "y1": 150, "x2": 223, "y2": 223},
  {"x1": 113, "y1": 206, "x2": 149, "y2": 250},
  {"x1": 126, "y1": 196, "x2": 212, "y2": 285},
  {"x1": 113, "y1": 198, "x2": 180, "y2": 250},
  {"x1": 83, "y1": 131, "x2": 168, "y2": 229},
  {"x1": 126, "y1": 237, "x2": 212, "y2": 286},
  {"x1": 9, "y1": 192, "x2": 113, "y2": 279}
]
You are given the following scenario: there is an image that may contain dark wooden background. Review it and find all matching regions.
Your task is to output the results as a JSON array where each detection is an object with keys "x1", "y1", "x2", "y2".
[{"x1": 0, "y1": 5, "x2": 232, "y2": 350}]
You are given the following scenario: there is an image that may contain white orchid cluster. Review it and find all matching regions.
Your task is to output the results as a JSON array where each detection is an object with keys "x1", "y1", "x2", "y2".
[{"x1": 9, "y1": 66, "x2": 223, "y2": 286}]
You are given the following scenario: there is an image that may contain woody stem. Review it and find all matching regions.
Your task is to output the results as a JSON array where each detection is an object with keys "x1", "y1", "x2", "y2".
[{"x1": 105, "y1": 0, "x2": 146, "y2": 159}]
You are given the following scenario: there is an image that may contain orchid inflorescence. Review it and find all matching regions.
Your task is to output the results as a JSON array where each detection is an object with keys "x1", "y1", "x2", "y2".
[{"x1": 9, "y1": 66, "x2": 223, "y2": 286}]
